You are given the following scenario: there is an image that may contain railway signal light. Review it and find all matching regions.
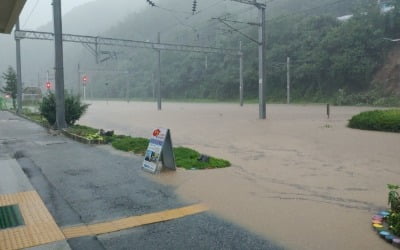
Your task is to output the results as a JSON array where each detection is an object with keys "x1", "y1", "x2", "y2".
[
  {"x1": 82, "y1": 75, "x2": 88, "y2": 85},
  {"x1": 46, "y1": 82, "x2": 51, "y2": 89}
]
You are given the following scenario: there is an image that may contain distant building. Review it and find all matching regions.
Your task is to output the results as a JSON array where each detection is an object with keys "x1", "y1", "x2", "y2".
[
  {"x1": 337, "y1": 14, "x2": 353, "y2": 22},
  {"x1": 378, "y1": 0, "x2": 395, "y2": 13},
  {"x1": 22, "y1": 87, "x2": 42, "y2": 102},
  {"x1": 337, "y1": 0, "x2": 394, "y2": 22}
]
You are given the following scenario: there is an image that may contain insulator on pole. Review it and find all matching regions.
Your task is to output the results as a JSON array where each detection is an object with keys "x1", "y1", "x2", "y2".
[
  {"x1": 146, "y1": 0, "x2": 156, "y2": 7},
  {"x1": 192, "y1": 0, "x2": 197, "y2": 14}
]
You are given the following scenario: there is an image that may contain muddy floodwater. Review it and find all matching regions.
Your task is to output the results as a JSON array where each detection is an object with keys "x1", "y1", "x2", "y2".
[{"x1": 79, "y1": 101, "x2": 400, "y2": 250}]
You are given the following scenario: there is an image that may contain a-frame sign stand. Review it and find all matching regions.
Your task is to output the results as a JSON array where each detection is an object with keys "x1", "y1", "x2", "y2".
[{"x1": 142, "y1": 128, "x2": 176, "y2": 174}]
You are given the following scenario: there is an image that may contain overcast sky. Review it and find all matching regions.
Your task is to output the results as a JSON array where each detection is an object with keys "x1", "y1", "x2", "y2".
[{"x1": 19, "y1": 0, "x2": 96, "y2": 30}]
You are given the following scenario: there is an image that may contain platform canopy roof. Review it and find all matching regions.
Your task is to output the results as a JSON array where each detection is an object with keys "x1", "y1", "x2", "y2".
[{"x1": 0, "y1": 0, "x2": 26, "y2": 34}]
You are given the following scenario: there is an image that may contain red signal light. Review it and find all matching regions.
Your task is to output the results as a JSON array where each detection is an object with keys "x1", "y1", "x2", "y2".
[
  {"x1": 82, "y1": 75, "x2": 88, "y2": 84},
  {"x1": 46, "y1": 82, "x2": 51, "y2": 89}
]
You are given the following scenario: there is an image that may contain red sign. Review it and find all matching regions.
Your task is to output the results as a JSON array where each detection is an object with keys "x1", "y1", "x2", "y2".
[{"x1": 153, "y1": 129, "x2": 161, "y2": 137}]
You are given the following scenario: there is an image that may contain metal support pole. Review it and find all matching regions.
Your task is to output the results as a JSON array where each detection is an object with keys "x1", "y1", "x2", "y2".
[
  {"x1": 157, "y1": 32, "x2": 162, "y2": 110},
  {"x1": 287, "y1": 56, "x2": 290, "y2": 104},
  {"x1": 239, "y1": 41, "x2": 244, "y2": 107},
  {"x1": 258, "y1": 6, "x2": 266, "y2": 118},
  {"x1": 83, "y1": 85, "x2": 86, "y2": 100},
  {"x1": 105, "y1": 82, "x2": 109, "y2": 104},
  {"x1": 95, "y1": 37, "x2": 99, "y2": 64},
  {"x1": 46, "y1": 71, "x2": 50, "y2": 93},
  {"x1": 327, "y1": 103, "x2": 330, "y2": 119},
  {"x1": 15, "y1": 20, "x2": 22, "y2": 114},
  {"x1": 77, "y1": 63, "x2": 80, "y2": 97},
  {"x1": 126, "y1": 72, "x2": 130, "y2": 103},
  {"x1": 52, "y1": 0, "x2": 67, "y2": 128},
  {"x1": 258, "y1": 5, "x2": 266, "y2": 119},
  {"x1": 152, "y1": 73, "x2": 155, "y2": 100}
]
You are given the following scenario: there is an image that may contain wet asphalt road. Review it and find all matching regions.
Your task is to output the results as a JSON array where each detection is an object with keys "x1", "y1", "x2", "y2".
[{"x1": 1, "y1": 111, "x2": 284, "y2": 250}]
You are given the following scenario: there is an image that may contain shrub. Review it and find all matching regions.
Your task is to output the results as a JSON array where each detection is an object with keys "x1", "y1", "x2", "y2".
[
  {"x1": 348, "y1": 109, "x2": 400, "y2": 132},
  {"x1": 388, "y1": 184, "x2": 400, "y2": 213},
  {"x1": 387, "y1": 184, "x2": 400, "y2": 236},
  {"x1": 40, "y1": 92, "x2": 89, "y2": 126}
]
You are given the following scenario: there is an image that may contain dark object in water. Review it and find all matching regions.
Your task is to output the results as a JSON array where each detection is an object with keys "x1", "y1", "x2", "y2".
[
  {"x1": 197, "y1": 154, "x2": 210, "y2": 162},
  {"x1": 99, "y1": 129, "x2": 114, "y2": 136}
]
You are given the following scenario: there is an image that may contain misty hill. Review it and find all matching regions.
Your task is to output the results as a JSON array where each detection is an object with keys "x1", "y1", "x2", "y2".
[
  {"x1": 38, "y1": 0, "x2": 144, "y2": 34},
  {"x1": 0, "y1": 0, "x2": 144, "y2": 87},
  {"x1": 2, "y1": 0, "x2": 399, "y2": 106},
  {"x1": 76, "y1": 0, "x2": 399, "y2": 106}
]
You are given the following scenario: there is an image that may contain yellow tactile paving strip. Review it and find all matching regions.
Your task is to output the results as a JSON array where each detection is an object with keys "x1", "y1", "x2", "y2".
[
  {"x1": 0, "y1": 191, "x2": 65, "y2": 250},
  {"x1": 0, "y1": 190, "x2": 208, "y2": 249},
  {"x1": 62, "y1": 203, "x2": 208, "y2": 239}
]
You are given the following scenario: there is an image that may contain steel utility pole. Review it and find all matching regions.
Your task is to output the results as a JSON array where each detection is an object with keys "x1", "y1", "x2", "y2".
[
  {"x1": 287, "y1": 56, "x2": 290, "y2": 104},
  {"x1": 230, "y1": 0, "x2": 267, "y2": 119},
  {"x1": 157, "y1": 32, "x2": 161, "y2": 110},
  {"x1": 15, "y1": 19, "x2": 22, "y2": 114},
  {"x1": 126, "y1": 72, "x2": 130, "y2": 103},
  {"x1": 52, "y1": 0, "x2": 67, "y2": 129},
  {"x1": 239, "y1": 41, "x2": 244, "y2": 107},
  {"x1": 258, "y1": 2, "x2": 266, "y2": 119},
  {"x1": 77, "y1": 63, "x2": 81, "y2": 97}
]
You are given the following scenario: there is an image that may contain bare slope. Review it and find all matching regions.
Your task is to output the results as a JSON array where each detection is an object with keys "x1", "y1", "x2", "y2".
[{"x1": 373, "y1": 45, "x2": 400, "y2": 96}]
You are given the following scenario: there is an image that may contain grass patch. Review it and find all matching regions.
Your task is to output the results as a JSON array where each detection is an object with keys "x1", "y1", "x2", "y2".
[
  {"x1": 110, "y1": 138, "x2": 231, "y2": 169},
  {"x1": 111, "y1": 136, "x2": 149, "y2": 155},
  {"x1": 67, "y1": 124, "x2": 99, "y2": 137},
  {"x1": 174, "y1": 147, "x2": 230, "y2": 170},
  {"x1": 348, "y1": 109, "x2": 400, "y2": 132},
  {"x1": 19, "y1": 117, "x2": 231, "y2": 170},
  {"x1": 21, "y1": 111, "x2": 49, "y2": 126}
]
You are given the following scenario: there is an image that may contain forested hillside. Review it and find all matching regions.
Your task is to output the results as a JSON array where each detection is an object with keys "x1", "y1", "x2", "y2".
[
  {"x1": 80, "y1": 0, "x2": 400, "y2": 105},
  {"x1": 2, "y1": 0, "x2": 398, "y2": 105}
]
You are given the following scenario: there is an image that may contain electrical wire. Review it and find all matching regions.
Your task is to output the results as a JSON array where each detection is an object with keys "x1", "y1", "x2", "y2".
[
  {"x1": 22, "y1": 0, "x2": 41, "y2": 28},
  {"x1": 156, "y1": 5, "x2": 192, "y2": 15},
  {"x1": 196, "y1": 0, "x2": 226, "y2": 15},
  {"x1": 157, "y1": 0, "x2": 226, "y2": 34}
]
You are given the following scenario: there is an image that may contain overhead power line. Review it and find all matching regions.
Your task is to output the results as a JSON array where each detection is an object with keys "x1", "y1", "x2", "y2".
[
  {"x1": 213, "y1": 17, "x2": 258, "y2": 43},
  {"x1": 22, "y1": 0, "x2": 40, "y2": 28}
]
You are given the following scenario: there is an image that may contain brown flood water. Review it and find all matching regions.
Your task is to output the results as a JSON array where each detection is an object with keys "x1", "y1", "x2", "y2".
[{"x1": 79, "y1": 101, "x2": 400, "y2": 250}]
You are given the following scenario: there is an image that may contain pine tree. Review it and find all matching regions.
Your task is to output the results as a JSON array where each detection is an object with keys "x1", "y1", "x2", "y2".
[{"x1": 1, "y1": 66, "x2": 17, "y2": 109}]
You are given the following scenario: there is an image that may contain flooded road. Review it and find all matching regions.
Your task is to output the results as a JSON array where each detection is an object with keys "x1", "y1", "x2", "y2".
[{"x1": 79, "y1": 101, "x2": 400, "y2": 250}]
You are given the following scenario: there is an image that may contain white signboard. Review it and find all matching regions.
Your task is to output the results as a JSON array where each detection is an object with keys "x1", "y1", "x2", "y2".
[{"x1": 142, "y1": 128, "x2": 176, "y2": 174}]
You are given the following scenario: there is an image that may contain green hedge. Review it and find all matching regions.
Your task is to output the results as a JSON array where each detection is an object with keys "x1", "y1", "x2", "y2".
[{"x1": 348, "y1": 109, "x2": 400, "y2": 132}]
